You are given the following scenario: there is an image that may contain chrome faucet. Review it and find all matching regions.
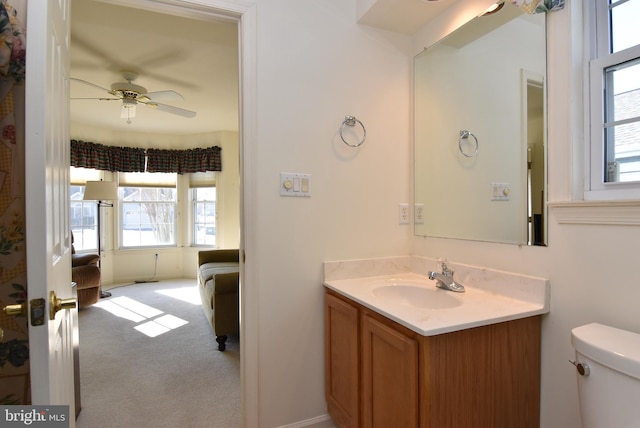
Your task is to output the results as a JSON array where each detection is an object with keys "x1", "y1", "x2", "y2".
[{"x1": 428, "y1": 260, "x2": 465, "y2": 293}]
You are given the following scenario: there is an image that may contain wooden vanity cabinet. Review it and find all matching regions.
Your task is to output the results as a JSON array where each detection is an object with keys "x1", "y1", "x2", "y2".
[
  {"x1": 325, "y1": 288, "x2": 542, "y2": 428},
  {"x1": 325, "y1": 291, "x2": 360, "y2": 428}
]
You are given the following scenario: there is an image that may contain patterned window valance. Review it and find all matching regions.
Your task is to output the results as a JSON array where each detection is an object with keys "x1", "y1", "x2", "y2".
[
  {"x1": 70, "y1": 140, "x2": 222, "y2": 174},
  {"x1": 70, "y1": 140, "x2": 146, "y2": 172},
  {"x1": 147, "y1": 147, "x2": 222, "y2": 174}
]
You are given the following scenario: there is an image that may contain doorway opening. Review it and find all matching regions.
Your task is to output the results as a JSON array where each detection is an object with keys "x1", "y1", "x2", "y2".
[{"x1": 69, "y1": 0, "x2": 253, "y2": 425}]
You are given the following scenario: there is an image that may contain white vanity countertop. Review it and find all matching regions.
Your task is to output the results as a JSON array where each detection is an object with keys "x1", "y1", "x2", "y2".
[{"x1": 324, "y1": 271, "x2": 550, "y2": 336}]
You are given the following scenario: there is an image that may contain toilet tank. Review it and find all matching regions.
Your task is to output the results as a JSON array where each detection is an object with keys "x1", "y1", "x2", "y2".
[{"x1": 571, "y1": 323, "x2": 640, "y2": 428}]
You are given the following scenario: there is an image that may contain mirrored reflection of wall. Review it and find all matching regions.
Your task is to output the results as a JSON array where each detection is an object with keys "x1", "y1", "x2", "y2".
[{"x1": 414, "y1": 8, "x2": 546, "y2": 245}]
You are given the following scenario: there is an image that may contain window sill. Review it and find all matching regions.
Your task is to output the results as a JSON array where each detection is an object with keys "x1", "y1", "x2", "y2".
[{"x1": 549, "y1": 200, "x2": 640, "y2": 225}]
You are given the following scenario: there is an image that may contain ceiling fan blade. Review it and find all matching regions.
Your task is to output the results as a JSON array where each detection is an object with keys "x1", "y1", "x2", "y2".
[
  {"x1": 71, "y1": 36, "x2": 130, "y2": 73},
  {"x1": 139, "y1": 90, "x2": 184, "y2": 102},
  {"x1": 70, "y1": 77, "x2": 112, "y2": 94},
  {"x1": 70, "y1": 97, "x2": 121, "y2": 101},
  {"x1": 144, "y1": 101, "x2": 196, "y2": 118}
]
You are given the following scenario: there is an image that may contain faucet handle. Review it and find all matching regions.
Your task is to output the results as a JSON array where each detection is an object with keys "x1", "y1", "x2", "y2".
[{"x1": 437, "y1": 258, "x2": 452, "y2": 274}]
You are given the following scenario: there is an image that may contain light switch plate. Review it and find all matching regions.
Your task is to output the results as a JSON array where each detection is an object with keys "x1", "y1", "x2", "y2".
[
  {"x1": 491, "y1": 182, "x2": 511, "y2": 201},
  {"x1": 280, "y1": 172, "x2": 311, "y2": 197}
]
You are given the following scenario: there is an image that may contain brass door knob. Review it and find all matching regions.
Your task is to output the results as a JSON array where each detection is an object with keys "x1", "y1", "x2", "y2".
[
  {"x1": 49, "y1": 291, "x2": 77, "y2": 320},
  {"x1": 1, "y1": 302, "x2": 26, "y2": 342},
  {"x1": 3, "y1": 303, "x2": 26, "y2": 316}
]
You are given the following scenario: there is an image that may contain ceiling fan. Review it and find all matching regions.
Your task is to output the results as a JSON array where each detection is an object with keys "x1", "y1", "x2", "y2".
[{"x1": 71, "y1": 71, "x2": 197, "y2": 124}]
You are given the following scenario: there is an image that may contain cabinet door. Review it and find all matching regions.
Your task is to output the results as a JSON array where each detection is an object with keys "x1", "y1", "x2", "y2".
[
  {"x1": 362, "y1": 313, "x2": 419, "y2": 428},
  {"x1": 490, "y1": 316, "x2": 541, "y2": 428},
  {"x1": 325, "y1": 292, "x2": 359, "y2": 428},
  {"x1": 424, "y1": 317, "x2": 541, "y2": 427}
]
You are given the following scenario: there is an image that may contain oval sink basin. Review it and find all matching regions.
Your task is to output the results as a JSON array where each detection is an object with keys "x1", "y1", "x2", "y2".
[{"x1": 372, "y1": 285, "x2": 462, "y2": 309}]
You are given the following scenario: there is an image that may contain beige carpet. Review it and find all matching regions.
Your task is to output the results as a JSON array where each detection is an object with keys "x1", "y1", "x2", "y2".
[{"x1": 76, "y1": 279, "x2": 241, "y2": 428}]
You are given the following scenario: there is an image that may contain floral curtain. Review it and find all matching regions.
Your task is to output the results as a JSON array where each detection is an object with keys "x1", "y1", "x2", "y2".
[
  {"x1": 0, "y1": 0, "x2": 29, "y2": 405},
  {"x1": 510, "y1": 0, "x2": 565, "y2": 14},
  {"x1": 70, "y1": 140, "x2": 222, "y2": 174}
]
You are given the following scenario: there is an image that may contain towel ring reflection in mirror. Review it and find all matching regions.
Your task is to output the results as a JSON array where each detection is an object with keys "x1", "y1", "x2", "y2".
[
  {"x1": 340, "y1": 115, "x2": 367, "y2": 147},
  {"x1": 458, "y1": 130, "x2": 478, "y2": 157}
]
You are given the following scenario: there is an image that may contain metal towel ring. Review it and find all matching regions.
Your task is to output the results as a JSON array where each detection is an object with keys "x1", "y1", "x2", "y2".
[
  {"x1": 458, "y1": 130, "x2": 478, "y2": 157},
  {"x1": 340, "y1": 115, "x2": 367, "y2": 147}
]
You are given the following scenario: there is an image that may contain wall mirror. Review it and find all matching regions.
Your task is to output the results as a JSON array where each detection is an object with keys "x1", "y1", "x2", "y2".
[{"x1": 414, "y1": 4, "x2": 547, "y2": 246}]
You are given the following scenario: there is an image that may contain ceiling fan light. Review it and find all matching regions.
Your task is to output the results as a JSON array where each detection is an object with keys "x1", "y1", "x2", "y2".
[{"x1": 121, "y1": 103, "x2": 136, "y2": 122}]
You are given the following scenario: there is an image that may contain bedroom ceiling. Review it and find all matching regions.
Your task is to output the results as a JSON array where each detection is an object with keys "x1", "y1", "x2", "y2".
[{"x1": 70, "y1": 1, "x2": 239, "y2": 136}]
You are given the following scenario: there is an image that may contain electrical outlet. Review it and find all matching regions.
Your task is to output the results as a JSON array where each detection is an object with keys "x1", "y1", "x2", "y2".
[
  {"x1": 414, "y1": 203, "x2": 424, "y2": 224},
  {"x1": 399, "y1": 203, "x2": 410, "y2": 224}
]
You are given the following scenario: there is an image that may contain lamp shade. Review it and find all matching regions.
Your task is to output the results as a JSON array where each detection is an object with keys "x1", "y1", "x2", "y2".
[{"x1": 83, "y1": 181, "x2": 118, "y2": 201}]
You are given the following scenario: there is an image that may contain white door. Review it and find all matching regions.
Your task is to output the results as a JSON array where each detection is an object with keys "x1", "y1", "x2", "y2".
[{"x1": 24, "y1": 0, "x2": 76, "y2": 420}]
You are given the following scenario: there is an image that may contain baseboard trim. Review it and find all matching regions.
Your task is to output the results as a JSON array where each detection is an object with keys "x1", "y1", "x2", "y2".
[{"x1": 276, "y1": 414, "x2": 336, "y2": 428}]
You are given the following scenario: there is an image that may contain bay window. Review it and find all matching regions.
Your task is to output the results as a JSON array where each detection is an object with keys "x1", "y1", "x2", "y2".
[
  {"x1": 119, "y1": 172, "x2": 177, "y2": 248},
  {"x1": 70, "y1": 167, "x2": 102, "y2": 251},
  {"x1": 190, "y1": 172, "x2": 217, "y2": 246}
]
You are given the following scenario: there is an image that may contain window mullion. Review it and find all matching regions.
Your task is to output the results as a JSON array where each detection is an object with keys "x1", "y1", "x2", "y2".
[
  {"x1": 603, "y1": 65, "x2": 617, "y2": 182},
  {"x1": 589, "y1": 56, "x2": 606, "y2": 189},
  {"x1": 604, "y1": 116, "x2": 640, "y2": 128},
  {"x1": 595, "y1": 0, "x2": 611, "y2": 56}
]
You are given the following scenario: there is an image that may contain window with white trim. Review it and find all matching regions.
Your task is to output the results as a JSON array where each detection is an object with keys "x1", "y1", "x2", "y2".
[
  {"x1": 587, "y1": 0, "x2": 640, "y2": 199},
  {"x1": 70, "y1": 167, "x2": 102, "y2": 251},
  {"x1": 119, "y1": 172, "x2": 177, "y2": 248},
  {"x1": 190, "y1": 172, "x2": 217, "y2": 246}
]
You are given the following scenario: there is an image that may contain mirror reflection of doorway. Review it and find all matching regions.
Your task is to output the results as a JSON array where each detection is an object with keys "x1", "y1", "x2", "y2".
[{"x1": 525, "y1": 74, "x2": 545, "y2": 246}]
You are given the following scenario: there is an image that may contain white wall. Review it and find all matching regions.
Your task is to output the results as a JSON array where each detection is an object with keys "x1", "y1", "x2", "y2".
[{"x1": 252, "y1": 0, "x2": 412, "y2": 426}]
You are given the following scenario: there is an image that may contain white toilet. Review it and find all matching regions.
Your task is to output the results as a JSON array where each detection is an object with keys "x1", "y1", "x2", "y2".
[{"x1": 571, "y1": 323, "x2": 640, "y2": 428}]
